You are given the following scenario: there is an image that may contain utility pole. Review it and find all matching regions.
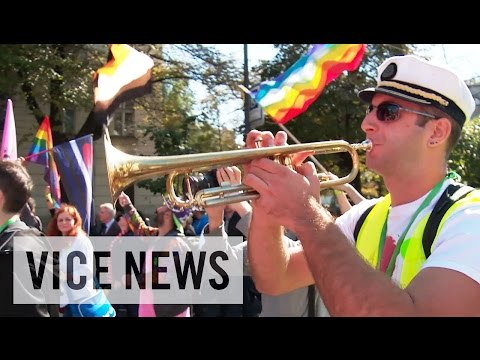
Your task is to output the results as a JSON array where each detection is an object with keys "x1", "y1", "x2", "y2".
[{"x1": 243, "y1": 44, "x2": 250, "y2": 140}]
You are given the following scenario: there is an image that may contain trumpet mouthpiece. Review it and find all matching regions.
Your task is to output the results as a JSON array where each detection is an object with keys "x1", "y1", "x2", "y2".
[{"x1": 353, "y1": 139, "x2": 373, "y2": 152}]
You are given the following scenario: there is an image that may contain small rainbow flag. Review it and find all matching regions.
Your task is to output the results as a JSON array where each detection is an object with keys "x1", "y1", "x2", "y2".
[
  {"x1": 250, "y1": 44, "x2": 366, "y2": 124},
  {"x1": 26, "y1": 116, "x2": 61, "y2": 206}
]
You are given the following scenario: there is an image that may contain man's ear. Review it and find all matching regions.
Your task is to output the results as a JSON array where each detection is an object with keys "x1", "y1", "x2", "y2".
[{"x1": 428, "y1": 117, "x2": 451, "y2": 146}]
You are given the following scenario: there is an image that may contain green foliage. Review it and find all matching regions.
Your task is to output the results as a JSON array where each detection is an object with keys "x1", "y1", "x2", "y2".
[
  {"x1": 449, "y1": 116, "x2": 480, "y2": 187},
  {"x1": 131, "y1": 44, "x2": 242, "y2": 195},
  {"x1": 0, "y1": 43, "x2": 243, "y2": 196},
  {"x1": 136, "y1": 79, "x2": 239, "y2": 195},
  {"x1": 137, "y1": 44, "x2": 242, "y2": 122},
  {"x1": 0, "y1": 44, "x2": 106, "y2": 143},
  {"x1": 0, "y1": 44, "x2": 102, "y2": 109},
  {"x1": 0, "y1": 44, "x2": 242, "y2": 146}
]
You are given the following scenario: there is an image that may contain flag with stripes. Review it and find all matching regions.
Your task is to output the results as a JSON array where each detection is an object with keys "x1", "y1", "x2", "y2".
[
  {"x1": 93, "y1": 44, "x2": 154, "y2": 126},
  {"x1": 26, "y1": 116, "x2": 61, "y2": 206},
  {"x1": 249, "y1": 44, "x2": 366, "y2": 124},
  {"x1": 52, "y1": 135, "x2": 94, "y2": 233}
]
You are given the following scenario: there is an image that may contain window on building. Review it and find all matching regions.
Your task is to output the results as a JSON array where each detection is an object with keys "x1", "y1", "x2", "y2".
[{"x1": 109, "y1": 101, "x2": 135, "y2": 136}]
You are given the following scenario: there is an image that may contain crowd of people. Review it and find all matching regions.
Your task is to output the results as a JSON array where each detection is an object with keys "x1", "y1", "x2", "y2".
[{"x1": 1, "y1": 54, "x2": 479, "y2": 317}]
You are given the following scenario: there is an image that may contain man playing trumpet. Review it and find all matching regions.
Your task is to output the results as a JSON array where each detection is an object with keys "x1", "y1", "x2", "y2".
[{"x1": 243, "y1": 55, "x2": 480, "y2": 316}]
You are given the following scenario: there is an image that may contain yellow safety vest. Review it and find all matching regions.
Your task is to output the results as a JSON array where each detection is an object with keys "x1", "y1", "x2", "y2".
[{"x1": 356, "y1": 187, "x2": 480, "y2": 289}]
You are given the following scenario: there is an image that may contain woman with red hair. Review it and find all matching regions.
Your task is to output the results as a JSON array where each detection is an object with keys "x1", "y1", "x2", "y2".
[
  {"x1": 47, "y1": 203, "x2": 84, "y2": 237},
  {"x1": 47, "y1": 204, "x2": 115, "y2": 317}
]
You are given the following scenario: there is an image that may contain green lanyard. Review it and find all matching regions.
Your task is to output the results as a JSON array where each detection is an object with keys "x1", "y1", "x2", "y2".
[
  {"x1": 378, "y1": 178, "x2": 446, "y2": 277},
  {"x1": 0, "y1": 216, "x2": 18, "y2": 235}
]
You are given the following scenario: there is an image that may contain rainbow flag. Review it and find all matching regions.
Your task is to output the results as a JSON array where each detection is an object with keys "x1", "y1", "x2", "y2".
[
  {"x1": 250, "y1": 44, "x2": 366, "y2": 124},
  {"x1": 26, "y1": 116, "x2": 61, "y2": 206}
]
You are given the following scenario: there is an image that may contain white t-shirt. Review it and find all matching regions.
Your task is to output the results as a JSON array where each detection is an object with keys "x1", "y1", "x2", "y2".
[
  {"x1": 336, "y1": 179, "x2": 480, "y2": 286},
  {"x1": 59, "y1": 233, "x2": 96, "y2": 306}
]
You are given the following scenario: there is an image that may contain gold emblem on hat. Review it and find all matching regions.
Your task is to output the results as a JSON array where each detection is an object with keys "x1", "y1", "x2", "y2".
[{"x1": 378, "y1": 81, "x2": 449, "y2": 107}]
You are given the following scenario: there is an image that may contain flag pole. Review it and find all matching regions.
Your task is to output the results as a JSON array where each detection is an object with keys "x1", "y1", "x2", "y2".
[
  {"x1": 23, "y1": 133, "x2": 95, "y2": 161},
  {"x1": 277, "y1": 123, "x2": 328, "y2": 174},
  {"x1": 23, "y1": 147, "x2": 51, "y2": 160}
]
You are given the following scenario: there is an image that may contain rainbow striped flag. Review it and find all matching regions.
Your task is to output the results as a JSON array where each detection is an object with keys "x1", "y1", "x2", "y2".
[
  {"x1": 250, "y1": 44, "x2": 366, "y2": 124},
  {"x1": 26, "y1": 116, "x2": 61, "y2": 206}
]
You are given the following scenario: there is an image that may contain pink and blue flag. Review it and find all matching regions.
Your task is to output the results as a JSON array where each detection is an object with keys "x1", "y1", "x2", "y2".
[
  {"x1": 250, "y1": 44, "x2": 366, "y2": 124},
  {"x1": 1, "y1": 99, "x2": 17, "y2": 160}
]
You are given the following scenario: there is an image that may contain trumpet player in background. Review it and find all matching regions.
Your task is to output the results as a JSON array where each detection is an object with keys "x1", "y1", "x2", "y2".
[{"x1": 243, "y1": 55, "x2": 480, "y2": 316}]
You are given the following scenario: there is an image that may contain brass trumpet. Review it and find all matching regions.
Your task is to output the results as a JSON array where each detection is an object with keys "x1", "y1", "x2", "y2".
[{"x1": 104, "y1": 128, "x2": 372, "y2": 209}]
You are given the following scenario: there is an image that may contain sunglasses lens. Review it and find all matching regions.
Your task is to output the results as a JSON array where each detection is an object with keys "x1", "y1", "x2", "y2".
[{"x1": 377, "y1": 103, "x2": 400, "y2": 121}]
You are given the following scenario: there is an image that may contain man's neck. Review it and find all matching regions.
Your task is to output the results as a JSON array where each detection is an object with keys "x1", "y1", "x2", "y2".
[
  {"x1": 0, "y1": 211, "x2": 17, "y2": 228},
  {"x1": 384, "y1": 168, "x2": 447, "y2": 206}
]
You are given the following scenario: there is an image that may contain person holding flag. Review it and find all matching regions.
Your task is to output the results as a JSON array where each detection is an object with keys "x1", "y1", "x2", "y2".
[{"x1": 243, "y1": 53, "x2": 480, "y2": 316}]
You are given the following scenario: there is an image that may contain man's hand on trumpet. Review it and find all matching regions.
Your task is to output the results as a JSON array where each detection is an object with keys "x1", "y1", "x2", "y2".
[
  {"x1": 243, "y1": 130, "x2": 322, "y2": 231},
  {"x1": 245, "y1": 130, "x2": 313, "y2": 167}
]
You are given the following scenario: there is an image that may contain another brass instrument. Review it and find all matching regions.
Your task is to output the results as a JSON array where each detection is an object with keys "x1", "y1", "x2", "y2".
[{"x1": 104, "y1": 128, "x2": 372, "y2": 209}]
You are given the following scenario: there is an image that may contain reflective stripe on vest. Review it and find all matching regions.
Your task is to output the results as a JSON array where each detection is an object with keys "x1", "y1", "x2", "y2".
[{"x1": 356, "y1": 190, "x2": 480, "y2": 289}]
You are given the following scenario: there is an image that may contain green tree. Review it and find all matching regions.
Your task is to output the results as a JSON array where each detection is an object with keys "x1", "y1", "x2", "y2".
[
  {"x1": 0, "y1": 44, "x2": 105, "y2": 144},
  {"x1": 449, "y1": 115, "x2": 480, "y2": 187},
  {"x1": 135, "y1": 63, "x2": 240, "y2": 195},
  {"x1": 0, "y1": 44, "x2": 243, "y2": 147}
]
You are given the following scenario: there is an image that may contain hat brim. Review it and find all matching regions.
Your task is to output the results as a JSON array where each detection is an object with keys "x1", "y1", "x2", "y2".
[{"x1": 358, "y1": 87, "x2": 432, "y2": 105}]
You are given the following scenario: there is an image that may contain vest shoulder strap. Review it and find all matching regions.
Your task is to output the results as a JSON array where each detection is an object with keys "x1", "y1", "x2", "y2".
[
  {"x1": 422, "y1": 183, "x2": 475, "y2": 258},
  {"x1": 353, "y1": 203, "x2": 375, "y2": 243},
  {"x1": 353, "y1": 184, "x2": 475, "y2": 255}
]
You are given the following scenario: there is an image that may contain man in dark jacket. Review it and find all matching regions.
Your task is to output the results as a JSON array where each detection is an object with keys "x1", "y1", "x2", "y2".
[{"x1": 0, "y1": 160, "x2": 58, "y2": 317}]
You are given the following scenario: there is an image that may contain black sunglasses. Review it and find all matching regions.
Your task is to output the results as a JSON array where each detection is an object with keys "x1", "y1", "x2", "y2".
[{"x1": 366, "y1": 102, "x2": 438, "y2": 122}]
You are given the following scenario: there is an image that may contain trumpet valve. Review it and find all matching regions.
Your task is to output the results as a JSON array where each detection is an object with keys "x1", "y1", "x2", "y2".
[{"x1": 273, "y1": 155, "x2": 295, "y2": 171}]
